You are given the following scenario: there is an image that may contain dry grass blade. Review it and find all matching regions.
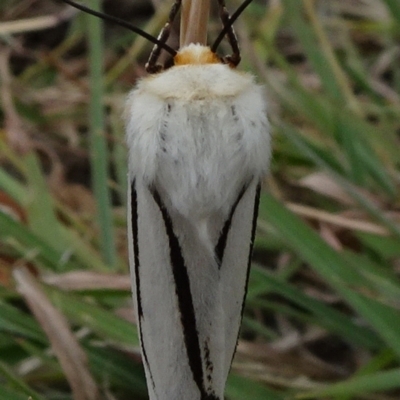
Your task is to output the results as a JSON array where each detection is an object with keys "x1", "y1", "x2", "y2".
[
  {"x1": 13, "y1": 267, "x2": 100, "y2": 400},
  {"x1": 299, "y1": 172, "x2": 355, "y2": 205},
  {"x1": 236, "y1": 340, "x2": 350, "y2": 381},
  {"x1": 180, "y1": 0, "x2": 210, "y2": 46},
  {"x1": 0, "y1": 7, "x2": 77, "y2": 35},
  {"x1": 43, "y1": 271, "x2": 131, "y2": 291},
  {"x1": 286, "y1": 202, "x2": 389, "y2": 235}
]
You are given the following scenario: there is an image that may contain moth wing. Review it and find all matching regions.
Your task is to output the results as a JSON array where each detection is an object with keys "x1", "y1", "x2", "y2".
[
  {"x1": 215, "y1": 178, "x2": 261, "y2": 379},
  {"x1": 129, "y1": 179, "x2": 262, "y2": 400},
  {"x1": 128, "y1": 180, "x2": 201, "y2": 400}
]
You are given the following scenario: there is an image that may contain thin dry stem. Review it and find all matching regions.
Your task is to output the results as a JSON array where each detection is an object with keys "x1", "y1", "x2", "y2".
[
  {"x1": 14, "y1": 267, "x2": 100, "y2": 400},
  {"x1": 286, "y1": 202, "x2": 389, "y2": 235},
  {"x1": 180, "y1": 0, "x2": 210, "y2": 47},
  {"x1": 0, "y1": 8, "x2": 76, "y2": 35}
]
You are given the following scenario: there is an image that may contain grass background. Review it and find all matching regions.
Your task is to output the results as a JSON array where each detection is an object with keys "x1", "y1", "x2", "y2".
[{"x1": 1, "y1": 0, "x2": 400, "y2": 399}]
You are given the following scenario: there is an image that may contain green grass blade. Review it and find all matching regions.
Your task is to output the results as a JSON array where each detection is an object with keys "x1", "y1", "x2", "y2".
[
  {"x1": 0, "y1": 301, "x2": 46, "y2": 343},
  {"x1": 0, "y1": 385, "x2": 37, "y2": 400},
  {"x1": 226, "y1": 373, "x2": 285, "y2": 400},
  {"x1": 23, "y1": 153, "x2": 66, "y2": 254},
  {"x1": 86, "y1": 346, "x2": 147, "y2": 395},
  {"x1": 44, "y1": 286, "x2": 138, "y2": 346},
  {"x1": 282, "y1": 0, "x2": 347, "y2": 103},
  {"x1": 0, "y1": 361, "x2": 46, "y2": 400},
  {"x1": 248, "y1": 266, "x2": 381, "y2": 350},
  {"x1": 259, "y1": 194, "x2": 400, "y2": 358},
  {"x1": 298, "y1": 368, "x2": 400, "y2": 398},
  {"x1": 0, "y1": 168, "x2": 24, "y2": 202},
  {"x1": 0, "y1": 211, "x2": 80, "y2": 271},
  {"x1": 87, "y1": 0, "x2": 116, "y2": 267},
  {"x1": 278, "y1": 122, "x2": 400, "y2": 239},
  {"x1": 383, "y1": 0, "x2": 400, "y2": 25}
]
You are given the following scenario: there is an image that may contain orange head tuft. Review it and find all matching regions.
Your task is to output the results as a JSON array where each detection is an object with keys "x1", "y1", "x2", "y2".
[{"x1": 174, "y1": 44, "x2": 220, "y2": 66}]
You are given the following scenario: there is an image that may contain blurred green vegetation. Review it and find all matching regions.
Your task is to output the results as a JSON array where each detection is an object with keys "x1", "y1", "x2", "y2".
[{"x1": 0, "y1": 0, "x2": 399, "y2": 399}]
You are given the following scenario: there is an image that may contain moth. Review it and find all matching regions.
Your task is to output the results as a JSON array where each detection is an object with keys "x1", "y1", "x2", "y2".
[{"x1": 61, "y1": 1, "x2": 270, "y2": 399}]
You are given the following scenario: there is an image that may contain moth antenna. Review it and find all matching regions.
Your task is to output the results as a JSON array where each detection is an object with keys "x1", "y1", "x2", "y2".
[
  {"x1": 211, "y1": 0, "x2": 253, "y2": 55},
  {"x1": 215, "y1": 0, "x2": 241, "y2": 66},
  {"x1": 146, "y1": 0, "x2": 181, "y2": 74},
  {"x1": 58, "y1": 0, "x2": 177, "y2": 57}
]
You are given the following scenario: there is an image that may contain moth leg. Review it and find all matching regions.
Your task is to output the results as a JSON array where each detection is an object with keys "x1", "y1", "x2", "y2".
[
  {"x1": 146, "y1": 0, "x2": 182, "y2": 73},
  {"x1": 216, "y1": 0, "x2": 240, "y2": 66}
]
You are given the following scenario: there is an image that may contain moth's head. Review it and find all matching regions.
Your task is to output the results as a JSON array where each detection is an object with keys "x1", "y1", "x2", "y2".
[
  {"x1": 174, "y1": 44, "x2": 220, "y2": 67},
  {"x1": 147, "y1": 43, "x2": 238, "y2": 74}
]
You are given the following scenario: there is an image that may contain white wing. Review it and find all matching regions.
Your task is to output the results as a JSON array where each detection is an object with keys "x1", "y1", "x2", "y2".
[{"x1": 128, "y1": 177, "x2": 260, "y2": 400}]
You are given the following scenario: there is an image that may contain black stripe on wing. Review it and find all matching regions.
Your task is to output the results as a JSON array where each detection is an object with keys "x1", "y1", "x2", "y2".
[
  {"x1": 241, "y1": 182, "x2": 261, "y2": 316},
  {"x1": 229, "y1": 182, "x2": 261, "y2": 369},
  {"x1": 214, "y1": 184, "x2": 248, "y2": 267},
  {"x1": 130, "y1": 180, "x2": 156, "y2": 392},
  {"x1": 150, "y1": 187, "x2": 218, "y2": 399},
  {"x1": 215, "y1": 181, "x2": 261, "y2": 369}
]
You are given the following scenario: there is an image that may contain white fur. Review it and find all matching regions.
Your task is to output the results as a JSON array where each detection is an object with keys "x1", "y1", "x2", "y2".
[{"x1": 126, "y1": 44, "x2": 270, "y2": 400}]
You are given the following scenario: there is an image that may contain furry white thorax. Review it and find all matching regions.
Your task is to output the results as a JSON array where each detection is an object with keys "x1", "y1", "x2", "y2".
[{"x1": 125, "y1": 44, "x2": 270, "y2": 222}]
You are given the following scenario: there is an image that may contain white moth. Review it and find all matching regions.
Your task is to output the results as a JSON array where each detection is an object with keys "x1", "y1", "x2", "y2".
[
  {"x1": 59, "y1": 0, "x2": 270, "y2": 398},
  {"x1": 125, "y1": 2, "x2": 270, "y2": 399}
]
